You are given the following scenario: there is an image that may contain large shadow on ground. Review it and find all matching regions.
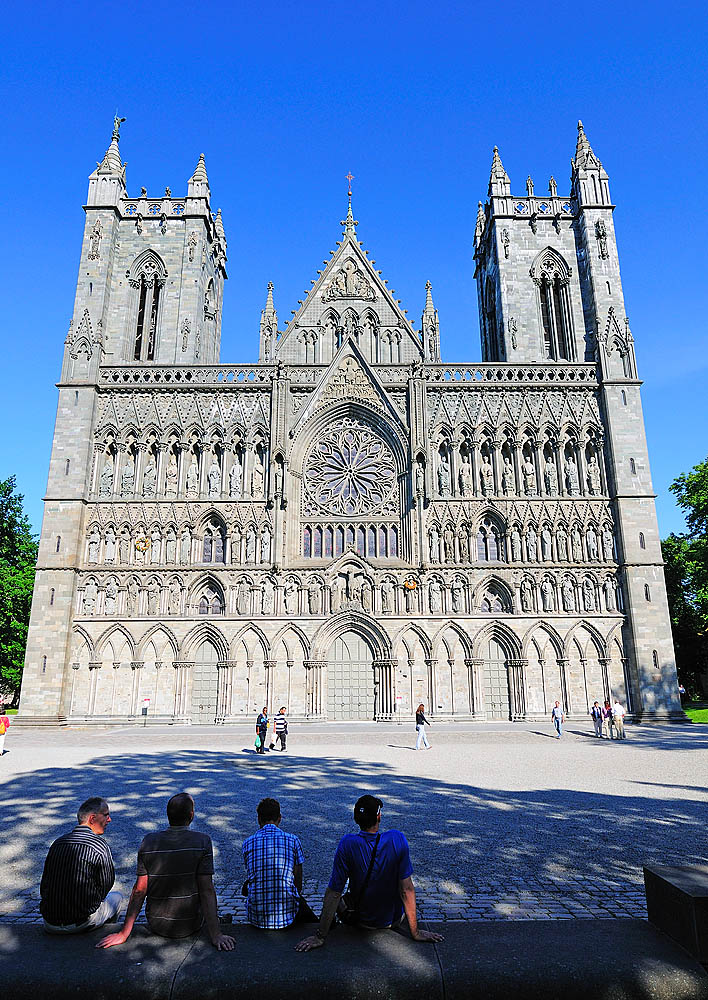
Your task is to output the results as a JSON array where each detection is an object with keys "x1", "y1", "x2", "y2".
[{"x1": 1, "y1": 745, "x2": 707, "y2": 902}]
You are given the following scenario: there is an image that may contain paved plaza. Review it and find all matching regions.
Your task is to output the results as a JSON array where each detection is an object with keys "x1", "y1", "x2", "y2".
[{"x1": 1, "y1": 721, "x2": 706, "y2": 925}]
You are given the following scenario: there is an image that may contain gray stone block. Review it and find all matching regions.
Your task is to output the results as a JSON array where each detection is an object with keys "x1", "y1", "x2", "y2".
[{"x1": 645, "y1": 865, "x2": 708, "y2": 963}]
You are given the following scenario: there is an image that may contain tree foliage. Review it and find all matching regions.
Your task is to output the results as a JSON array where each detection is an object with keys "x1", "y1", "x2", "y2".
[
  {"x1": 0, "y1": 477, "x2": 38, "y2": 702},
  {"x1": 662, "y1": 456, "x2": 708, "y2": 698}
]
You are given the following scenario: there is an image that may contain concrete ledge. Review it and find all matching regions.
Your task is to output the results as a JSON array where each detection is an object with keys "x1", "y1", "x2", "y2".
[
  {"x1": 645, "y1": 865, "x2": 708, "y2": 963},
  {"x1": 1, "y1": 920, "x2": 707, "y2": 1000}
]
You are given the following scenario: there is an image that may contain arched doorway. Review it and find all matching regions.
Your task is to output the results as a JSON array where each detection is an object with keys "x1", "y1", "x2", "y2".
[
  {"x1": 191, "y1": 639, "x2": 219, "y2": 723},
  {"x1": 483, "y1": 637, "x2": 511, "y2": 720},
  {"x1": 327, "y1": 631, "x2": 374, "y2": 720}
]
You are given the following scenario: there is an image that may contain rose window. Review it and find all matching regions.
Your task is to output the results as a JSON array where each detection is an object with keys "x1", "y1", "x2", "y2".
[{"x1": 304, "y1": 420, "x2": 397, "y2": 516}]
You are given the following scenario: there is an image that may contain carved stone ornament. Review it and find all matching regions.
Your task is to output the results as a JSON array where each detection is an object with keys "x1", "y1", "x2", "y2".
[
  {"x1": 319, "y1": 357, "x2": 381, "y2": 409},
  {"x1": 88, "y1": 219, "x2": 102, "y2": 260},
  {"x1": 181, "y1": 317, "x2": 191, "y2": 352},
  {"x1": 322, "y1": 259, "x2": 375, "y2": 302},
  {"x1": 303, "y1": 418, "x2": 396, "y2": 517}
]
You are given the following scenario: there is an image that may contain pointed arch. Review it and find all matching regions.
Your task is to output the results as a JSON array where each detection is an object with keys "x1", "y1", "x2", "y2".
[
  {"x1": 431, "y1": 620, "x2": 474, "y2": 659},
  {"x1": 473, "y1": 620, "x2": 521, "y2": 660},
  {"x1": 271, "y1": 623, "x2": 311, "y2": 660},
  {"x1": 95, "y1": 623, "x2": 135, "y2": 661},
  {"x1": 137, "y1": 624, "x2": 178, "y2": 661},
  {"x1": 392, "y1": 623, "x2": 433, "y2": 660},
  {"x1": 127, "y1": 250, "x2": 167, "y2": 362},
  {"x1": 311, "y1": 612, "x2": 391, "y2": 661},
  {"x1": 180, "y1": 622, "x2": 228, "y2": 661},
  {"x1": 231, "y1": 623, "x2": 270, "y2": 660}
]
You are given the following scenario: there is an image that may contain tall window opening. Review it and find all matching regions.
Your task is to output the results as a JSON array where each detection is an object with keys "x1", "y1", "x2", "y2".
[
  {"x1": 532, "y1": 249, "x2": 575, "y2": 361},
  {"x1": 128, "y1": 252, "x2": 166, "y2": 362}
]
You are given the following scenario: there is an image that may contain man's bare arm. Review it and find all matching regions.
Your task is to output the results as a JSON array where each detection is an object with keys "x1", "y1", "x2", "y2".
[
  {"x1": 295, "y1": 886, "x2": 341, "y2": 951},
  {"x1": 96, "y1": 875, "x2": 148, "y2": 948},
  {"x1": 197, "y1": 874, "x2": 236, "y2": 951},
  {"x1": 399, "y1": 877, "x2": 444, "y2": 943}
]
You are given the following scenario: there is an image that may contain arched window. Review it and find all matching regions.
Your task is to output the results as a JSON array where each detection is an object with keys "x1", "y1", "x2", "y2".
[
  {"x1": 367, "y1": 525, "x2": 376, "y2": 557},
  {"x1": 42, "y1": 656, "x2": 47, "y2": 673},
  {"x1": 65, "y1": 459, "x2": 70, "y2": 476},
  {"x1": 630, "y1": 458, "x2": 636, "y2": 475},
  {"x1": 531, "y1": 248, "x2": 575, "y2": 361},
  {"x1": 644, "y1": 584, "x2": 651, "y2": 602},
  {"x1": 202, "y1": 521, "x2": 225, "y2": 564},
  {"x1": 198, "y1": 585, "x2": 224, "y2": 616},
  {"x1": 313, "y1": 525, "x2": 322, "y2": 558},
  {"x1": 477, "y1": 518, "x2": 503, "y2": 562},
  {"x1": 652, "y1": 649, "x2": 659, "y2": 671},
  {"x1": 388, "y1": 525, "x2": 398, "y2": 558},
  {"x1": 303, "y1": 526, "x2": 312, "y2": 558},
  {"x1": 346, "y1": 525, "x2": 355, "y2": 549},
  {"x1": 483, "y1": 278, "x2": 500, "y2": 361},
  {"x1": 335, "y1": 526, "x2": 344, "y2": 557},
  {"x1": 56, "y1": 536, "x2": 61, "y2": 553},
  {"x1": 356, "y1": 526, "x2": 365, "y2": 556},
  {"x1": 50, "y1": 588, "x2": 55, "y2": 606},
  {"x1": 379, "y1": 525, "x2": 388, "y2": 557},
  {"x1": 621, "y1": 390, "x2": 627, "y2": 405},
  {"x1": 639, "y1": 532, "x2": 646, "y2": 549},
  {"x1": 128, "y1": 251, "x2": 167, "y2": 362},
  {"x1": 324, "y1": 526, "x2": 333, "y2": 558}
]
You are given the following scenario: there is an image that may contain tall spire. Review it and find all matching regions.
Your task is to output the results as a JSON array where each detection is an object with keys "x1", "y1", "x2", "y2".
[
  {"x1": 488, "y1": 146, "x2": 511, "y2": 197},
  {"x1": 187, "y1": 153, "x2": 211, "y2": 201},
  {"x1": 474, "y1": 200, "x2": 486, "y2": 247},
  {"x1": 97, "y1": 115, "x2": 125, "y2": 176},
  {"x1": 421, "y1": 280, "x2": 440, "y2": 362},
  {"x1": 341, "y1": 171, "x2": 359, "y2": 236},
  {"x1": 574, "y1": 120, "x2": 597, "y2": 169},
  {"x1": 260, "y1": 282, "x2": 278, "y2": 362}
]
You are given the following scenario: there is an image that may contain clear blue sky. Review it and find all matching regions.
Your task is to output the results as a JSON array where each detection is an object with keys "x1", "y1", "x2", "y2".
[{"x1": 1, "y1": 0, "x2": 706, "y2": 536}]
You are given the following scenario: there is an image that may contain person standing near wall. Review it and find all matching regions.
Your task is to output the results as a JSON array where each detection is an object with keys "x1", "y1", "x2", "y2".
[
  {"x1": 415, "y1": 704, "x2": 431, "y2": 750},
  {"x1": 0, "y1": 704, "x2": 9, "y2": 755}
]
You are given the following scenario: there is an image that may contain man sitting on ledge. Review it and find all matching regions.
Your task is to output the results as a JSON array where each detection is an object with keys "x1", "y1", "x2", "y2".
[
  {"x1": 295, "y1": 794, "x2": 444, "y2": 951},
  {"x1": 41, "y1": 796, "x2": 122, "y2": 934},
  {"x1": 97, "y1": 792, "x2": 234, "y2": 951}
]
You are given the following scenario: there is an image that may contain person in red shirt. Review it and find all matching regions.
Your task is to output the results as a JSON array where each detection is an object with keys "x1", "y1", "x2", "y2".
[{"x1": 0, "y1": 704, "x2": 9, "y2": 756}]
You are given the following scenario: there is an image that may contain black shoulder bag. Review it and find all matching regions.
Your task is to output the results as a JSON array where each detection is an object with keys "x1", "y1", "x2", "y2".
[{"x1": 337, "y1": 833, "x2": 381, "y2": 926}]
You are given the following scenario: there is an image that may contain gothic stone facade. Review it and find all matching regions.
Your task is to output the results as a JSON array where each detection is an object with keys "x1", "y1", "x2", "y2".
[{"x1": 18, "y1": 121, "x2": 683, "y2": 725}]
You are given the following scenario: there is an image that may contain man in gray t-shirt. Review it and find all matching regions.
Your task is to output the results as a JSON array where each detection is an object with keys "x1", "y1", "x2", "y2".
[{"x1": 97, "y1": 793, "x2": 234, "y2": 951}]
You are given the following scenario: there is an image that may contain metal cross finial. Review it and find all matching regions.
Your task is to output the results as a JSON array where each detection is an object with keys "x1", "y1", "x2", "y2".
[{"x1": 346, "y1": 172, "x2": 354, "y2": 196}]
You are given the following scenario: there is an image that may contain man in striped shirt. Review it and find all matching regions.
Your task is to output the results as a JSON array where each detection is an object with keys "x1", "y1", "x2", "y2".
[
  {"x1": 97, "y1": 792, "x2": 234, "y2": 951},
  {"x1": 40, "y1": 797, "x2": 122, "y2": 933}
]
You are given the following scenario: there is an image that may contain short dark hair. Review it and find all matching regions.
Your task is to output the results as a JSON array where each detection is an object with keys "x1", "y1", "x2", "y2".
[
  {"x1": 257, "y1": 798, "x2": 281, "y2": 826},
  {"x1": 77, "y1": 797, "x2": 107, "y2": 824},
  {"x1": 354, "y1": 794, "x2": 382, "y2": 829},
  {"x1": 167, "y1": 792, "x2": 194, "y2": 826}
]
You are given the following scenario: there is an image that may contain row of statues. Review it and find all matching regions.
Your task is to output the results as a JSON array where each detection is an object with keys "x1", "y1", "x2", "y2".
[
  {"x1": 86, "y1": 522, "x2": 273, "y2": 567},
  {"x1": 98, "y1": 449, "x2": 270, "y2": 500},
  {"x1": 435, "y1": 451, "x2": 603, "y2": 499},
  {"x1": 80, "y1": 569, "x2": 620, "y2": 619},
  {"x1": 429, "y1": 522, "x2": 615, "y2": 564}
]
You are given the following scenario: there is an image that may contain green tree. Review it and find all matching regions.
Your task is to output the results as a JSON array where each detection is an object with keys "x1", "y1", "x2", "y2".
[
  {"x1": 662, "y1": 456, "x2": 708, "y2": 698},
  {"x1": 0, "y1": 477, "x2": 38, "y2": 703}
]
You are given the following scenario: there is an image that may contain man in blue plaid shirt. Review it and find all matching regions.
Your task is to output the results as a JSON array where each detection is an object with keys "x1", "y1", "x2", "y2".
[{"x1": 242, "y1": 798, "x2": 313, "y2": 929}]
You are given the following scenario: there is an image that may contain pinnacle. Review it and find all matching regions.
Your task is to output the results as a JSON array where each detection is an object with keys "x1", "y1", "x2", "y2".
[
  {"x1": 264, "y1": 281, "x2": 276, "y2": 314},
  {"x1": 190, "y1": 153, "x2": 210, "y2": 185},
  {"x1": 97, "y1": 114, "x2": 124, "y2": 175},
  {"x1": 574, "y1": 119, "x2": 596, "y2": 168},
  {"x1": 424, "y1": 280, "x2": 435, "y2": 313},
  {"x1": 488, "y1": 146, "x2": 510, "y2": 196},
  {"x1": 474, "y1": 200, "x2": 486, "y2": 245},
  {"x1": 341, "y1": 192, "x2": 359, "y2": 236},
  {"x1": 490, "y1": 145, "x2": 507, "y2": 179}
]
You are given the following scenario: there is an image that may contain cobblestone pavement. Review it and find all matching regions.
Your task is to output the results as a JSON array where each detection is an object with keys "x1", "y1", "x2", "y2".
[{"x1": 1, "y1": 721, "x2": 706, "y2": 924}]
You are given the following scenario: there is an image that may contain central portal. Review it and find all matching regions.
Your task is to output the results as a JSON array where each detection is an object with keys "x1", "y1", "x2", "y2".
[{"x1": 327, "y1": 631, "x2": 374, "y2": 720}]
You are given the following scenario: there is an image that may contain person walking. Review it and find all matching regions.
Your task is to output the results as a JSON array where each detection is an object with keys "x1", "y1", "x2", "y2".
[
  {"x1": 256, "y1": 706, "x2": 268, "y2": 754},
  {"x1": 590, "y1": 701, "x2": 603, "y2": 738},
  {"x1": 612, "y1": 699, "x2": 627, "y2": 740},
  {"x1": 415, "y1": 704, "x2": 431, "y2": 750},
  {"x1": 0, "y1": 705, "x2": 9, "y2": 755},
  {"x1": 602, "y1": 700, "x2": 613, "y2": 739},
  {"x1": 551, "y1": 701, "x2": 564, "y2": 739},
  {"x1": 273, "y1": 707, "x2": 288, "y2": 751}
]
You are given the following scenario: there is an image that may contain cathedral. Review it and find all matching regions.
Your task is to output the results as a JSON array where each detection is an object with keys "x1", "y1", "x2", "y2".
[{"x1": 18, "y1": 120, "x2": 684, "y2": 725}]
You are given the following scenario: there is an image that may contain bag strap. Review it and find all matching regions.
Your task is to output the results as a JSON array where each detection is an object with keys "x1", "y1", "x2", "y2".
[{"x1": 353, "y1": 833, "x2": 380, "y2": 910}]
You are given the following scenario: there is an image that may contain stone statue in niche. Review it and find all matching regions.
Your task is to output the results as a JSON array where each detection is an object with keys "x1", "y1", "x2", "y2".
[
  {"x1": 245, "y1": 527, "x2": 256, "y2": 564},
  {"x1": 429, "y1": 578, "x2": 442, "y2": 614},
  {"x1": 208, "y1": 458, "x2": 221, "y2": 497},
  {"x1": 165, "y1": 528, "x2": 176, "y2": 564},
  {"x1": 284, "y1": 580, "x2": 298, "y2": 615},
  {"x1": 119, "y1": 528, "x2": 130, "y2": 565},
  {"x1": 252, "y1": 454, "x2": 265, "y2": 498},
  {"x1": 443, "y1": 527, "x2": 455, "y2": 563},
  {"x1": 261, "y1": 578, "x2": 274, "y2": 615},
  {"x1": 510, "y1": 528, "x2": 522, "y2": 562},
  {"x1": 459, "y1": 458, "x2": 473, "y2": 498},
  {"x1": 404, "y1": 583, "x2": 418, "y2": 614},
  {"x1": 541, "y1": 579, "x2": 554, "y2": 612},
  {"x1": 437, "y1": 452, "x2": 451, "y2": 496},
  {"x1": 231, "y1": 529, "x2": 242, "y2": 564},
  {"x1": 522, "y1": 457, "x2": 536, "y2": 496},
  {"x1": 501, "y1": 457, "x2": 514, "y2": 497},
  {"x1": 602, "y1": 527, "x2": 614, "y2": 562},
  {"x1": 83, "y1": 580, "x2": 97, "y2": 615},
  {"x1": 121, "y1": 455, "x2": 135, "y2": 496},
  {"x1": 604, "y1": 577, "x2": 616, "y2": 611},
  {"x1": 458, "y1": 527, "x2": 469, "y2": 563},
  {"x1": 308, "y1": 580, "x2": 321, "y2": 615},
  {"x1": 544, "y1": 457, "x2": 558, "y2": 496},
  {"x1": 142, "y1": 458, "x2": 157, "y2": 497},
  {"x1": 361, "y1": 578, "x2": 373, "y2": 613},
  {"x1": 237, "y1": 579, "x2": 250, "y2": 615},
  {"x1": 562, "y1": 577, "x2": 575, "y2": 612},
  {"x1": 168, "y1": 581, "x2": 181, "y2": 615},
  {"x1": 586, "y1": 530, "x2": 598, "y2": 561},
  {"x1": 571, "y1": 527, "x2": 583, "y2": 562},
  {"x1": 381, "y1": 579, "x2": 394, "y2": 614},
  {"x1": 582, "y1": 579, "x2": 596, "y2": 612},
  {"x1": 480, "y1": 455, "x2": 494, "y2": 496},
  {"x1": 260, "y1": 526, "x2": 271, "y2": 564},
  {"x1": 587, "y1": 456, "x2": 602, "y2": 496},
  {"x1": 564, "y1": 456, "x2": 580, "y2": 496},
  {"x1": 147, "y1": 582, "x2": 160, "y2": 616},
  {"x1": 104, "y1": 527, "x2": 116, "y2": 564},
  {"x1": 451, "y1": 579, "x2": 464, "y2": 613},
  {"x1": 186, "y1": 458, "x2": 199, "y2": 497},
  {"x1": 229, "y1": 458, "x2": 242, "y2": 498},
  {"x1": 151, "y1": 527, "x2": 162, "y2": 564},
  {"x1": 126, "y1": 578, "x2": 138, "y2": 616},
  {"x1": 556, "y1": 526, "x2": 568, "y2": 561},
  {"x1": 541, "y1": 528, "x2": 552, "y2": 561},
  {"x1": 105, "y1": 579, "x2": 118, "y2": 615},
  {"x1": 180, "y1": 526, "x2": 192, "y2": 565},
  {"x1": 165, "y1": 455, "x2": 178, "y2": 497},
  {"x1": 520, "y1": 579, "x2": 534, "y2": 612},
  {"x1": 88, "y1": 526, "x2": 100, "y2": 564},
  {"x1": 527, "y1": 526, "x2": 538, "y2": 562},
  {"x1": 415, "y1": 461, "x2": 425, "y2": 496},
  {"x1": 99, "y1": 458, "x2": 114, "y2": 497},
  {"x1": 330, "y1": 577, "x2": 343, "y2": 614},
  {"x1": 429, "y1": 525, "x2": 440, "y2": 563}
]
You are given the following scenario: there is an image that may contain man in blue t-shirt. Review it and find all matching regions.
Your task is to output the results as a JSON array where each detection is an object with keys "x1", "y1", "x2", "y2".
[{"x1": 295, "y1": 794, "x2": 443, "y2": 951}]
